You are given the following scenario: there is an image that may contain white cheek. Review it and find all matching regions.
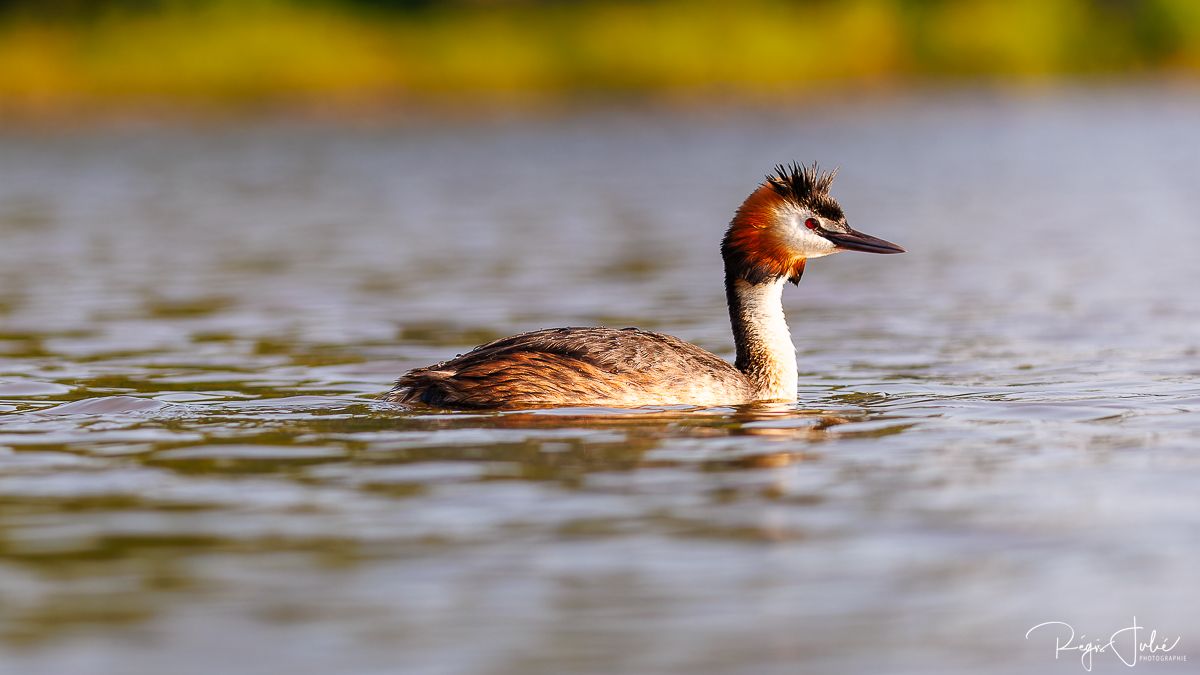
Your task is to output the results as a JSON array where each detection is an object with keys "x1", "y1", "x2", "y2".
[{"x1": 779, "y1": 218, "x2": 839, "y2": 258}]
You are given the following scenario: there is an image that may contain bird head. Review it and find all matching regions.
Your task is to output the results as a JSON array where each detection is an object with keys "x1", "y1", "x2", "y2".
[{"x1": 722, "y1": 162, "x2": 904, "y2": 285}]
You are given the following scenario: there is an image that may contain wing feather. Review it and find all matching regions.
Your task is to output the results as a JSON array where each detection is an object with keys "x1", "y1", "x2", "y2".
[{"x1": 385, "y1": 327, "x2": 751, "y2": 408}]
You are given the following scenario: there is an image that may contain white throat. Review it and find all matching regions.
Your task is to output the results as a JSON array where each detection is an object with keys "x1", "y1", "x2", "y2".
[{"x1": 729, "y1": 277, "x2": 798, "y2": 402}]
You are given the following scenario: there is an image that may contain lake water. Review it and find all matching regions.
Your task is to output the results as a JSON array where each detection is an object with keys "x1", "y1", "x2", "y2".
[{"x1": 0, "y1": 89, "x2": 1197, "y2": 674}]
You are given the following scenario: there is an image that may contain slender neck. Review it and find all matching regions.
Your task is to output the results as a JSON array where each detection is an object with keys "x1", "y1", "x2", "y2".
[{"x1": 724, "y1": 273, "x2": 798, "y2": 402}]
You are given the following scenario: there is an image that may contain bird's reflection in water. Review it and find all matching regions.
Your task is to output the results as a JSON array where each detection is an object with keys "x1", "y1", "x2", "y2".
[{"x1": 451, "y1": 402, "x2": 859, "y2": 473}]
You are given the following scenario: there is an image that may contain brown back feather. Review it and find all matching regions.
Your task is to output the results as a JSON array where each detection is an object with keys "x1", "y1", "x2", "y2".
[{"x1": 386, "y1": 327, "x2": 751, "y2": 408}]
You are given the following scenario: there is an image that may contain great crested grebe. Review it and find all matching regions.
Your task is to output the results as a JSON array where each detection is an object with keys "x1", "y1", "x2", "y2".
[{"x1": 385, "y1": 163, "x2": 904, "y2": 409}]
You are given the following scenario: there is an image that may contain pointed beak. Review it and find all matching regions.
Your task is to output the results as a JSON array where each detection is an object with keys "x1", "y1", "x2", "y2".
[{"x1": 822, "y1": 227, "x2": 906, "y2": 254}]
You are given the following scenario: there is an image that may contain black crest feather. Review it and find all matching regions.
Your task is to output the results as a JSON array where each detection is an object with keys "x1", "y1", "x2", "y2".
[{"x1": 766, "y1": 162, "x2": 844, "y2": 221}]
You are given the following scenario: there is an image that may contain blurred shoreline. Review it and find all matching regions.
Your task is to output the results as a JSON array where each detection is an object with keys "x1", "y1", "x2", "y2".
[
  {"x1": 1, "y1": 0, "x2": 1198, "y2": 124},
  {"x1": 4, "y1": 79, "x2": 1200, "y2": 129}
]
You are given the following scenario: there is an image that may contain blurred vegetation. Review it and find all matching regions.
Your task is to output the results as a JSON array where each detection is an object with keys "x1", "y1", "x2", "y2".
[{"x1": 0, "y1": 0, "x2": 1198, "y2": 114}]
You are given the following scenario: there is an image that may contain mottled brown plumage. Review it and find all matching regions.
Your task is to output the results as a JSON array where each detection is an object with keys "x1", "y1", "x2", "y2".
[{"x1": 387, "y1": 327, "x2": 755, "y2": 408}]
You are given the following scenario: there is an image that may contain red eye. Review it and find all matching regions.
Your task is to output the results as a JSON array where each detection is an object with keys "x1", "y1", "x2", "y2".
[{"x1": 804, "y1": 217, "x2": 819, "y2": 230}]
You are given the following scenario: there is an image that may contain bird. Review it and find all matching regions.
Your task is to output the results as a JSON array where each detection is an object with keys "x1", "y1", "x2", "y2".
[{"x1": 384, "y1": 162, "x2": 904, "y2": 409}]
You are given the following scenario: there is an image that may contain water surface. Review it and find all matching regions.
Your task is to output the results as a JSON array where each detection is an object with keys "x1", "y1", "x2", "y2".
[{"x1": 1, "y1": 89, "x2": 1198, "y2": 674}]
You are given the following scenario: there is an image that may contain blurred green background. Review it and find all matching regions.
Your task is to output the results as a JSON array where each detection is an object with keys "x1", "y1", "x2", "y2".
[{"x1": 0, "y1": 0, "x2": 1199, "y2": 115}]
